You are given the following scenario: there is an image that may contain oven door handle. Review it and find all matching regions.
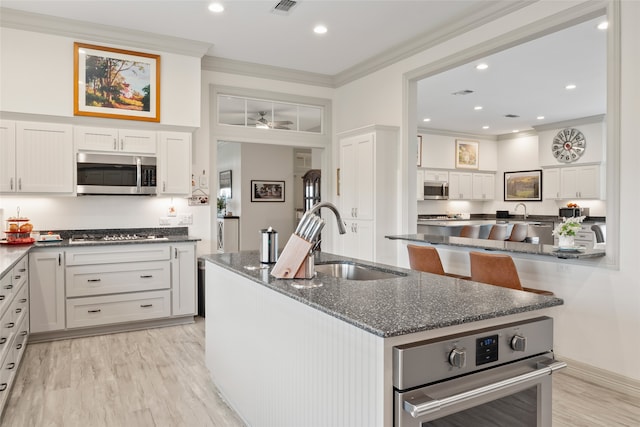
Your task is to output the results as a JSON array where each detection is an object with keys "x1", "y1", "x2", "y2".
[{"x1": 404, "y1": 359, "x2": 567, "y2": 418}]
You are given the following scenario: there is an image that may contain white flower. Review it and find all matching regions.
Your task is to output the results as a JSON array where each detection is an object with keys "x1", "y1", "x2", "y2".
[{"x1": 552, "y1": 215, "x2": 586, "y2": 237}]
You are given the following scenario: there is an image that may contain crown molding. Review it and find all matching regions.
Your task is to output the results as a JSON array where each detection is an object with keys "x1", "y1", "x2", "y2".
[
  {"x1": 496, "y1": 130, "x2": 538, "y2": 141},
  {"x1": 532, "y1": 114, "x2": 606, "y2": 132},
  {"x1": 418, "y1": 127, "x2": 498, "y2": 141},
  {"x1": 333, "y1": 0, "x2": 536, "y2": 87},
  {"x1": 201, "y1": 56, "x2": 335, "y2": 88},
  {"x1": 0, "y1": 7, "x2": 211, "y2": 57}
]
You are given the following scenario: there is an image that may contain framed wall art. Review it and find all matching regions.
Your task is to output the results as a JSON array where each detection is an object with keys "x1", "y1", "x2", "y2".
[
  {"x1": 74, "y1": 42, "x2": 160, "y2": 122},
  {"x1": 455, "y1": 139, "x2": 479, "y2": 169},
  {"x1": 504, "y1": 170, "x2": 542, "y2": 201},
  {"x1": 251, "y1": 180, "x2": 285, "y2": 202},
  {"x1": 417, "y1": 135, "x2": 423, "y2": 167}
]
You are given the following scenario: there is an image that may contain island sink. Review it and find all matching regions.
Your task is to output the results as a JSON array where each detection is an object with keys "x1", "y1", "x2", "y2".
[{"x1": 315, "y1": 261, "x2": 407, "y2": 281}]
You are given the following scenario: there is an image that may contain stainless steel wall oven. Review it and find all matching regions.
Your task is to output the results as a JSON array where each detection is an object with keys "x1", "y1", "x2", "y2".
[{"x1": 393, "y1": 317, "x2": 566, "y2": 427}]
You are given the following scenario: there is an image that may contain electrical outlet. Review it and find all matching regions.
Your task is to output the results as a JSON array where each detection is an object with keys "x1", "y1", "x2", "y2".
[
  {"x1": 178, "y1": 213, "x2": 193, "y2": 225},
  {"x1": 159, "y1": 217, "x2": 171, "y2": 226}
]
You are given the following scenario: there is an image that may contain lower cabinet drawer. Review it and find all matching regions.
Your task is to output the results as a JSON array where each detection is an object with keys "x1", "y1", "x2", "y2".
[
  {"x1": 66, "y1": 290, "x2": 171, "y2": 329},
  {"x1": 0, "y1": 353, "x2": 13, "y2": 409}
]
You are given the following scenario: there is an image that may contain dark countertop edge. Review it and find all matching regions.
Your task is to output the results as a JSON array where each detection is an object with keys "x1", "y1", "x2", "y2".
[
  {"x1": 418, "y1": 214, "x2": 606, "y2": 223},
  {"x1": 202, "y1": 252, "x2": 564, "y2": 338},
  {"x1": 387, "y1": 234, "x2": 605, "y2": 259}
]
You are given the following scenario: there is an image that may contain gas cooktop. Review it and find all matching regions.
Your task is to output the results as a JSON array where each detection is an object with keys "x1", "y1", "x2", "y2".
[{"x1": 68, "y1": 233, "x2": 169, "y2": 244}]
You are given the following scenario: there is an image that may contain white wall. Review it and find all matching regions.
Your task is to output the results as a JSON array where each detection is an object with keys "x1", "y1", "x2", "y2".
[{"x1": 334, "y1": 0, "x2": 640, "y2": 383}]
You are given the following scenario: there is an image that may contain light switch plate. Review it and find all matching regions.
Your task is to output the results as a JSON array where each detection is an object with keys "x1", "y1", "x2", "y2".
[
  {"x1": 178, "y1": 213, "x2": 193, "y2": 225},
  {"x1": 159, "y1": 217, "x2": 171, "y2": 226}
]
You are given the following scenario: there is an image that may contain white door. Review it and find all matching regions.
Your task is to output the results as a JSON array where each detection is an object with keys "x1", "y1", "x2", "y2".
[
  {"x1": 29, "y1": 250, "x2": 66, "y2": 332},
  {"x1": 0, "y1": 120, "x2": 16, "y2": 192},
  {"x1": 172, "y1": 244, "x2": 197, "y2": 316},
  {"x1": 158, "y1": 131, "x2": 191, "y2": 195}
]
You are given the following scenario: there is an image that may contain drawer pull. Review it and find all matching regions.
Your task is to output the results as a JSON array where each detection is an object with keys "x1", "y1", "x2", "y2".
[
  {"x1": 0, "y1": 384, "x2": 7, "y2": 392},
  {"x1": 0, "y1": 338, "x2": 6, "y2": 344},
  {"x1": 19, "y1": 298, "x2": 26, "y2": 303},
  {"x1": 14, "y1": 275, "x2": 21, "y2": 280},
  {"x1": 3, "y1": 285, "x2": 13, "y2": 290},
  {"x1": 6, "y1": 322, "x2": 14, "y2": 328},
  {"x1": 15, "y1": 308, "x2": 22, "y2": 314},
  {"x1": 140, "y1": 275, "x2": 153, "y2": 278},
  {"x1": 0, "y1": 295, "x2": 4, "y2": 301},
  {"x1": 140, "y1": 304, "x2": 153, "y2": 308},
  {"x1": 88, "y1": 309, "x2": 101, "y2": 313},
  {"x1": 7, "y1": 363, "x2": 15, "y2": 370},
  {"x1": 20, "y1": 331, "x2": 27, "y2": 336},
  {"x1": 18, "y1": 269, "x2": 26, "y2": 273},
  {"x1": 16, "y1": 343, "x2": 22, "y2": 350},
  {"x1": 87, "y1": 279, "x2": 102, "y2": 283}
]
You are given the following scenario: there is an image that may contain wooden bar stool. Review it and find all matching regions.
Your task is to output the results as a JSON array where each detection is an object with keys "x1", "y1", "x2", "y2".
[
  {"x1": 407, "y1": 245, "x2": 469, "y2": 279},
  {"x1": 469, "y1": 251, "x2": 554, "y2": 295}
]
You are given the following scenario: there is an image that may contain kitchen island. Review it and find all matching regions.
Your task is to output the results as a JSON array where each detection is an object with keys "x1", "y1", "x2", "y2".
[{"x1": 203, "y1": 251, "x2": 563, "y2": 426}]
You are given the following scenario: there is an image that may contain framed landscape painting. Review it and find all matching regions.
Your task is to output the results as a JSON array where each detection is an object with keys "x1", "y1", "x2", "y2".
[
  {"x1": 74, "y1": 42, "x2": 160, "y2": 122},
  {"x1": 251, "y1": 180, "x2": 285, "y2": 202},
  {"x1": 504, "y1": 170, "x2": 542, "y2": 201}
]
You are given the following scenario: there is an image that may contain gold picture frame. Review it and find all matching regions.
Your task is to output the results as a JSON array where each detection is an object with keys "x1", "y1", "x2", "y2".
[
  {"x1": 455, "y1": 139, "x2": 479, "y2": 169},
  {"x1": 74, "y1": 42, "x2": 160, "y2": 122}
]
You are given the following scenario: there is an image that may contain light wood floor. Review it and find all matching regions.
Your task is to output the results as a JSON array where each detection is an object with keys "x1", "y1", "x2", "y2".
[{"x1": 2, "y1": 318, "x2": 639, "y2": 426}]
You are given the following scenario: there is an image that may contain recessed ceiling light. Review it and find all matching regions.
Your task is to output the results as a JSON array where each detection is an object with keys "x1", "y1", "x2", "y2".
[
  {"x1": 565, "y1": 84, "x2": 577, "y2": 90},
  {"x1": 314, "y1": 25, "x2": 328, "y2": 34},
  {"x1": 476, "y1": 63, "x2": 488, "y2": 70},
  {"x1": 423, "y1": 118, "x2": 431, "y2": 122},
  {"x1": 208, "y1": 2, "x2": 224, "y2": 13},
  {"x1": 482, "y1": 126, "x2": 489, "y2": 129},
  {"x1": 597, "y1": 21, "x2": 609, "y2": 30},
  {"x1": 537, "y1": 116, "x2": 545, "y2": 120},
  {"x1": 474, "y1": 106, "x2": 483, "y2": 111},
  {"x1": 512, "y1": 130, "x2": 519, "y2": 133}
]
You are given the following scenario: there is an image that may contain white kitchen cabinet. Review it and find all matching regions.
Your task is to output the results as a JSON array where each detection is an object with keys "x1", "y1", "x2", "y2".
[
  {"x1": 543, "y1": 168, "x2": 561, "y2": 200},
  {"x1": 217, "y1": 217, "x2": 239, "y2": 253},
  {"x1": 0, "y1": 121, "x2": 73, "y2": 194},
  {"x1": 416, "y1": 169, "x2": 424, "y2": 200},
  {"x1": 75, "y1": 126, "x2": 157, "y2": 154},
  {"x1": 0, "y1": 253, "x2": 29, "y2": 415},
  {"x1": 338, "y1": 125, "x2": 398, "y2": 264},
  {"x1": 472, "y1": 173, "x2": 495, "y2": 200},
  {"x1": 171, "y1": 243, "x2": 197, "y2": 316},
  {"x1": 29, "y1": 249, "x2": 65, "y2": 333},
  {"x1": 423, "y1": 170, "x2": 449, "y2": 182},
  {"x1": 560, "y1": 165, "x2": 601, "y2": 199},
  {"x1": 158, "y1": 131, "x2": 192, "y2": 195},
  {"x1": 448, "y1": 171, "x2": 473, "y2": 200}
]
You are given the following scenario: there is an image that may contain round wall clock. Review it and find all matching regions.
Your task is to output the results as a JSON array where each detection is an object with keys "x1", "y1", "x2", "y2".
[{"x1": 552, "y1": 128, "x2": 586, "y2": 163}]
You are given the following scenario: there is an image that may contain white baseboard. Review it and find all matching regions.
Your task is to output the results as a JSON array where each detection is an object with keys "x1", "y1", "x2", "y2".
[{"x1": 557, "y1": 354, "x2": 640, "y2": 398}]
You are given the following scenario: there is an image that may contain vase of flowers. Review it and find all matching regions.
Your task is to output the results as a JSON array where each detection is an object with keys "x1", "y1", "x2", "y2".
[
  {"x1": 216, "y1": 196, "x2": 227, "y2": 217},
  {"x1": 552, "y1": 216, "x2": 585, "y2": 248}
]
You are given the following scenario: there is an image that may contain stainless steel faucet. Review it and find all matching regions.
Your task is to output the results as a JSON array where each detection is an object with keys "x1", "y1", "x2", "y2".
[
  {"x1": 305, "y1": 202, "x2": 347, "y2": 235},
  {"x1": 514, "y1": 203, "x2": 528, "y2": 220}
]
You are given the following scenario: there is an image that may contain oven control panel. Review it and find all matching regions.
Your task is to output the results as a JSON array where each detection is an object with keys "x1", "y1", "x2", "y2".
[{"x1": 393, "y1": 316, "x2": 554, "y2": 391}]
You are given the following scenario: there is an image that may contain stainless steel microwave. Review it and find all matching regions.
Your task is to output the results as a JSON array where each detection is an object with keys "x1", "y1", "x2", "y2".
[
  {"x1": 423, "y1": 180, "x2": 449, "y2": 200},
  {"x1": 76, "y1": 153, "x2": 157, "y2": 195}
]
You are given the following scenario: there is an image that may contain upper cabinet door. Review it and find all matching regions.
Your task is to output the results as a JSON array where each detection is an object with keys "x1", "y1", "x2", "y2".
[
  {"x1": 76, "y1": 127, "x2": 156, "y2": 154},
  {"x1": 158, "y1": 131, "x2": 191, "y2": 195},
  {"x1": 0, "y1": 120, "x2": 16, "y2": 193},
  {"x1": 543, "y1": 168, "x2": 560, "y2": 200},
  {"x1": 16, "y1": 122, "x2": 73, "y2": 193},
  {"x1": 339, "y1": 132, "x2": 374, "y2": 220}
]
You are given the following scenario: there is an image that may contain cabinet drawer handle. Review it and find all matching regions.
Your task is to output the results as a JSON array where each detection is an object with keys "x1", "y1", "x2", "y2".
[
  {"x1": 6, "y1": 322, "x2": 14, "y2": 328},
  {"x1": 0, "y1": 384, "x2": 7, "y2": 392},
  {"x1": 19, "y1": 298, "x2": 26, "y2": 303},
  {"x1": 140, "y1": 275, "x2": 153, "y2": 278},
  {"x1": 7, "y1": 363, "x2": 15, "y2": 370},
  {"x1": 0, "y1": 295, "x2": 4, "y2": 301},
  {"x1": 18, "y1": 269, "x2": 26, "y2": 273},
  {"x1": 88, "y1": 309, "x2": 101, "y2": 313},
  {"x1": 20, "y1": 331, "x2": 27, "y2": 336},
  {"x1": 3, "y1": 285, "x2": 13, "y2": 290},
  {"x1": 87, "y1": 279, "x2": 101, "y2": 282},
  {"x1": 140, "y1": 304, "x2": 153, "y2": 308},
  {"x1": 14, "y1": 275, "x2": 21, "y2": 280},
  {"x1": 15, "y1": 308, "x2": 21, "y2": 314},
  {"x1": 16, "y1": 343, "x2": 22, "y2": 350},
  {"x1": 0, "y1": 338, "x2": 6, "y2": 344}
]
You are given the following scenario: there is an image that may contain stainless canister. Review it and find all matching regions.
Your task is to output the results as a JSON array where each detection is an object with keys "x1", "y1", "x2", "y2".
[{"x1": 259, "y1": 227, "x2": 278, "y2": 264}]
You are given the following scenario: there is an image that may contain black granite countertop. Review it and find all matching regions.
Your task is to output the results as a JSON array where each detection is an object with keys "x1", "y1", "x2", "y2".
[
  {"x1": 387, "y1": 234, "x2": 606, "y2": 259},
  {"x1": 202, "y1": 251, "x2": 563, "y2": 338}
]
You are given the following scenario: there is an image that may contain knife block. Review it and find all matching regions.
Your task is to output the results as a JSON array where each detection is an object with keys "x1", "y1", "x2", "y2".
[{"x1": 271, "y1": 234, "x2": 314, "y2": 279}]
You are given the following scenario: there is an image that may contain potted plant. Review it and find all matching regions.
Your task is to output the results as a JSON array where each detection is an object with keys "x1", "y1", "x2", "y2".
[
  {"x1": 552, "y1": 216, "x2": 585, "y2": 248},
  {"x1": 217, "y1": 196, "x2": 227, "y2": 216}
]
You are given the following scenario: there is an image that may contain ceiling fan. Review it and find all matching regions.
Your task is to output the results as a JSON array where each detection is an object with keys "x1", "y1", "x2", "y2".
[{"x1": 252, "y1": 111, "x2": 293, "y2": 130}]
